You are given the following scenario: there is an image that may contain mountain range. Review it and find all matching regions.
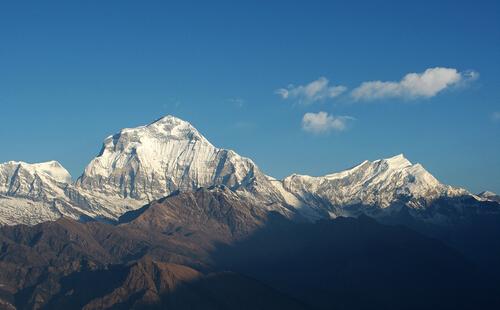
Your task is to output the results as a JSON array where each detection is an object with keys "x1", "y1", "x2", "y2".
[
  {"x1": 1, "y1": 115, "x2": 497, "y2": 226},
  {"x1": 1, "y1": 115, "x2": 499, "y2": 309}
]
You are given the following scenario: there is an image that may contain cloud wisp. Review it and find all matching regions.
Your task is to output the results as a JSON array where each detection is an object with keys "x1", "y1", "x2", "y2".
[
  {"x1": 301, "y1": 111, "x2": 354, "y2": 134},
  {"x1": 492, "y1": 111, "x2": 500, "y2": 121},
  {"x1": 351, "y1": 67, "x2": 478, "y2": 101},
  {"x1": 276, "y1": 77, "x2": 347, "y2": 104}
]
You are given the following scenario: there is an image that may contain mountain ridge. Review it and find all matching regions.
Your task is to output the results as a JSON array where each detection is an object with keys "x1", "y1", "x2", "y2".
[{"x1": 0, "y1": 115, "x2": 495, "y2": 226}]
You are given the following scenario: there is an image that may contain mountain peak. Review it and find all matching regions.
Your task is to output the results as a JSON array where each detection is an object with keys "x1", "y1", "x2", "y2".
[
  {"x1": 76, "y1": 115, "x2": 267, "y2": 207},
  {"x1": 98, "y1": 115, "x2": 209, "y2": 157},
  {"x1": 116, "y1": 114, "x2": 208, "y2": 143},
  {"x1": 0, "y1": 160, "x2": 71, "y2": 184},
  {"x1": 479, "y1": 190, "x2": 497, "y2": 197},
  {"x1": 30, "y1": 161, "x2": 72, "y2": 183},
  {"x1": 148, "y1": 114, "x2": 188, "y2": 126},
  {"x1": 147, "y1": 114, "x2": 197, "y2": 133},
  {"x1": 477, "y1": 191, "x2": 500, "y2": 203},
  {"x1": 381, "y1": 154, "x2": 412, "y2": 169}
]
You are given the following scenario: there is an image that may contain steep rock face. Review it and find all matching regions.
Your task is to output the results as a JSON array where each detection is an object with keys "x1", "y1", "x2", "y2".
[
  {"x1": 74, "y1": 115, "x2": 286, "y2": 217},
  {"x1": 77, "y1": 116, "x2": 266, "y2": 200},
  {"x1": 280, "y1": 154, "x2": 468, "y2": 217}
]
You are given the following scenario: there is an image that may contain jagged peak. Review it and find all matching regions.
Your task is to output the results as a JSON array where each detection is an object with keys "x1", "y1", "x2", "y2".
[
  {"x1": 290, "y1": 154, "x2": 413, "y2": 181},
  {"x1": 478, "y1": 191, "x2": 498, "y2": 197},
  {"x1": 146, "y1": 114, "x2": 199, "y2": 134},
  {"x1": 0, "y1": 160, "x2": 72, "y2": 183},
  {"x1": 101, "y1": 115, "x2": 209, "y2": 150},
  {"x1": 378, "y1": 153, "x2": 412, "y2": 169},
  {"x1": 148, "y1": 114, "x2": 190, "y2": 126},
  {"x1": 323, "y1": 160, "x2": 370, "y2": 180}
]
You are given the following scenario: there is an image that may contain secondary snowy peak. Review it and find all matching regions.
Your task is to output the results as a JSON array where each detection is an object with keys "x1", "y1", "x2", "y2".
[
  {"x1": 0, "y1": 160, "x2": 71, "y2": 184},
  {"x1": 0, "y1": 160, "x2": 86, "y2": 225},
  {"x1": 281, "y1": 154, "x2": 467, "y2": 212},
  {"x1": 75, "y1": 115, "x2": 273, "y2": 205},
  {"x1": 0, "y1": 160, "x2": 71, "y2": 198},
  {"x1": 477, "y1": 191, "x2": 500, "y2": 203},
  {"x1": 321, "y1": 154, "x2": 412, "y2": 181},
  {"x1": 28, "y1": 161, "x2": 72, "y2": 183}
]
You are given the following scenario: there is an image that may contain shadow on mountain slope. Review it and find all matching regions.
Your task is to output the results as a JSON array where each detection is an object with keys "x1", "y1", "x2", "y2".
[
  {"x1": 2, "y1": 189, "x2": 500, "y2": 309},
  {"x1": 212, "y1": 212, "x2": 500, "y2": 310},
  {"x1": 42, "y1": 256, "x2": 309, "y2": 310},
  {"x1": 383, "y1": 201, "x2": 500, "y2": 282}
]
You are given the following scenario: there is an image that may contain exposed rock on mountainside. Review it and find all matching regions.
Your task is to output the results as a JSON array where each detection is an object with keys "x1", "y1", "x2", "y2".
[
  {"x1": 120, "y1": 186, "x2": 288, "y2": 244},
  {"x1": 0, "y1": 194, "x2": 497, "y2": 309},
  {"x1": 0, "y1": 188, "x2": 313, "y2": 309},
  {"x1": 0, "y1": 188, "x2": 288, "y2": 305}
]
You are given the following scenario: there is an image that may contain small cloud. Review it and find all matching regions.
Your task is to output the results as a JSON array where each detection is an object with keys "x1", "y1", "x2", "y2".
[
  {"x1": 492, "y1": 111, "x2": 500, "y2": 121},
  {"x1": 351, "y1": 67, "x2": 479, "y2": 101},
  {"x1": 301, "y1": 111, "x2": 354, "y2": 134},
  {"x1": 276, "y1": 77, "x2": 347, "y2": 104}
]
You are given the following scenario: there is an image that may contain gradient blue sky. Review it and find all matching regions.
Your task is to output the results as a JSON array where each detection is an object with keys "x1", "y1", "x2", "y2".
[{"x1": 1, "y1": 0, "x2": 499, "y2": 193}]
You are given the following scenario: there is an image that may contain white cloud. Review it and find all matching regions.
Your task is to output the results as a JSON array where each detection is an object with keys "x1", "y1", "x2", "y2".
[
  {"x1": 351, "y1": 67, "x2": 479, "y2": 101},
  {"x1": 492, "y1": 112, "x2": 500, "y2": 121},
  {"x1": 301, "y1": 111, "x2": 354, "y2": 134},
  {"x1": 276, "y1": 77, "x2": 347, "y2": 104}
]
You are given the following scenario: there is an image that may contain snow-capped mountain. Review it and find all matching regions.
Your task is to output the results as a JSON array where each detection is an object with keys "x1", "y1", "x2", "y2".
[
  {"x1": 477, "y1": 191, "x2": 500, "y2": 203},
  {"x1": 73, "y1": 115, "x2": 288, "y2": 218},
  {"x1": 279, "y1": 154, "x2": 468, "y2": 217},
  {"x1": 0, "y1": 161, "x2": 71, "y2": 198},
  {"x1": 78, "y1": 116, "x2": 266, "y2": 199},
  {"x1": 0, "y1": 161, "x2": 89, "y2": 225},
  {"x1": 0, "y1": 115, "x2": 493, "y2": 226}
]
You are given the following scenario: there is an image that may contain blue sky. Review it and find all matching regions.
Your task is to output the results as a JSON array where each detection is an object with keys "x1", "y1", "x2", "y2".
[{"x1": 1, "y1": 0, "x2": 499, "y2": 193}]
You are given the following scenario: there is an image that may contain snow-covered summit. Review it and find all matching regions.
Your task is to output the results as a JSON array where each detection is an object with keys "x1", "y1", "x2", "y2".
[
  {"x1": 280, "y1": 154, "x2": 467, "y2": 214},
  {"x1": 30, "y1": 161, "x2": 72, "y2": 183},
  {"x1": 75, "y1": 115, "x2": 275, "y2": 206},
  {"x1": 479, "y1": 191, "x2": 498, "y2": 198},
  {"x1": 377, "y1": 153, "x2": 412, "y2": 168},
  {"x1": 0, "y1": 160, "x2": 84, "y2": 225},
  {"x1": 104, "y1": 115, "x2": 210, "y2": 145},
  {"x1": 0, "y1": 161, "x2": 72, "y2": 197},
  {"x1": 477, "y1": 191, "x2": 500, "y2": 203}
]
